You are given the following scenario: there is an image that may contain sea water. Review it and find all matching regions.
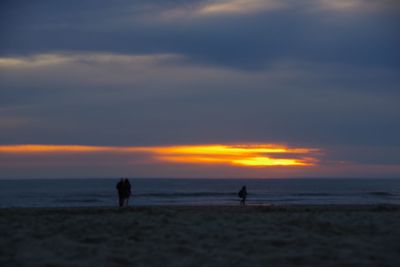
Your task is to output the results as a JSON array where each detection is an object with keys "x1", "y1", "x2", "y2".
[{"x1": 0, "y1": 178, "x2": 399, "y2": 208}]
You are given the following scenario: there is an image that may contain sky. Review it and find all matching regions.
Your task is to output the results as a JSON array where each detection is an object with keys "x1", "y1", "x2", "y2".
[{"x1": 0, "y1": 0, "x2": 399, "y2": 179}]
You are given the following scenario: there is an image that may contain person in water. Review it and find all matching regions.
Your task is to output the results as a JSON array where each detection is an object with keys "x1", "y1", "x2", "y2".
[
  {"x1": 116, "y1": 178, "x2": 125, "y2": 207},
  {"x1": 124, "y1": 178, "x2": 132, "y2": 206},
  {"x1": 238, "y1": 186, "x2": 248, "y2": 206}
]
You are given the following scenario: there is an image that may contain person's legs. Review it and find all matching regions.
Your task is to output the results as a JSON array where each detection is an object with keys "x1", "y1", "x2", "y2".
[{"x1": 119, "y1": 195, "x2": 124, "y2": 207}]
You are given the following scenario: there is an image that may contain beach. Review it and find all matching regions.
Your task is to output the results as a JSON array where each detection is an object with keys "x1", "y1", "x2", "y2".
[{"x1": 1, "y1": 205, "x2": 399, "y2": 267}]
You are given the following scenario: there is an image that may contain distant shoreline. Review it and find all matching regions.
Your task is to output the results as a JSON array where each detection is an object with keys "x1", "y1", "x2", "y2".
[
  {"x1": 1, "y1": 203, "x2": 399, "y2": 212},
  {"x1": 2, "y1": 178, "x2": 399, "y2": 207}
]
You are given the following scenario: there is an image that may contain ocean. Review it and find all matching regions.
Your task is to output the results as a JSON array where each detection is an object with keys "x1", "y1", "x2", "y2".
[{"x1": 0, "y1": 178, "x2": 399, "y2": 208}]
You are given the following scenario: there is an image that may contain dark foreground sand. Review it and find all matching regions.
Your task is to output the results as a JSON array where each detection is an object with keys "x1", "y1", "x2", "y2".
[{"x1": 1, "y1": 205, "x2": 399, "y2": 267}]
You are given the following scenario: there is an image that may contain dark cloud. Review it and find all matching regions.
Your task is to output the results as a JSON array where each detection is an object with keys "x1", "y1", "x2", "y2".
[
  {"x1": 0, "y1": 0, "x2": 399, "y2": 177},
  {"x1": 1, "y1": 0, "x2": 399, "y2": 69},
  {"x1": 1, "y1": 60, "x2": 399, "y2": 149}
]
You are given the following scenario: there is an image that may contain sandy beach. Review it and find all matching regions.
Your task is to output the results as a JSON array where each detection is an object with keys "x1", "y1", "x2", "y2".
[{"x1": 1, "y1": 205, "x2": 399, "y2": 267}]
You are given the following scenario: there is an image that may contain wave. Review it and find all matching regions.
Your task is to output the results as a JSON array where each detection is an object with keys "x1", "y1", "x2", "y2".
[
  {"x1": 368, "y1": 192, "x2": 395, "y2": 197},
  {"x1": 135, "y1": 192, "x2": 236, "y2": 198},
  {"x1": 56, "y1": 198, "x2": 103, "y2": 203},
  {"x1": 291, "y1": 193, "x2": 335, "y2": 197}
]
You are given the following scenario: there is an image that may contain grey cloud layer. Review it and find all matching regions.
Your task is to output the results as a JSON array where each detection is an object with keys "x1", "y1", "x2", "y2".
[
  {"x1": 1, "y1": 0, "x2": 399, "y2": 69},
  {"x1": 1, "y1": 54, "x2": 399, "y2": 149},
  {"x1": 1, "y1": 0, "x2": 400, "y2": 173}
]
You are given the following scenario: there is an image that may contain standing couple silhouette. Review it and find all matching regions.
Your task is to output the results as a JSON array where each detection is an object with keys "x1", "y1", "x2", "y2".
[{"x1": 116, "y1": 178, "x2": 132, "y2": 207}]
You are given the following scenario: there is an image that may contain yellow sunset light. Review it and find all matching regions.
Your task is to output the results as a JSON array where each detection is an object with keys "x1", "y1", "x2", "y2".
[
  {"x1": 232, "y1": 157, "x2": 312, "y2": 166},
  {"x1": 0, "y1": 144, "x2": 320, "y2": 167}
]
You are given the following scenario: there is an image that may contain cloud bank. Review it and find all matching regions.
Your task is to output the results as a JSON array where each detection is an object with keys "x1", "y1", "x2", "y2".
[{"x1": 0, "y1": 0, "x2": 399, "y2": 177}]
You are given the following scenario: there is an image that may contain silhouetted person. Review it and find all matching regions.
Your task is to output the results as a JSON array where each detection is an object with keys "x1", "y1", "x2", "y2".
[
  {"x1": 124, "y1": 179, "x2": 132, "y2": 206},
  {"x1": 238, "y1": 186, "x2": 248, "y2": 206},
  {"x1": 116, "y1": 178, "x2": 125, "y2": 207}
]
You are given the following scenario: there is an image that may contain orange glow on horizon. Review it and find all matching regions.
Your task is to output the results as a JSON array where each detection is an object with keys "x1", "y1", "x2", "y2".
[
  {"x1": 0, "y1": 144, "x2": 320, "y2": 167},
  {"x1": 0, "y1": 144, "x2": 112, "y2": 153},
  {"x1": 143, "y1": 144, "x2": 314, "y2": 155}
]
